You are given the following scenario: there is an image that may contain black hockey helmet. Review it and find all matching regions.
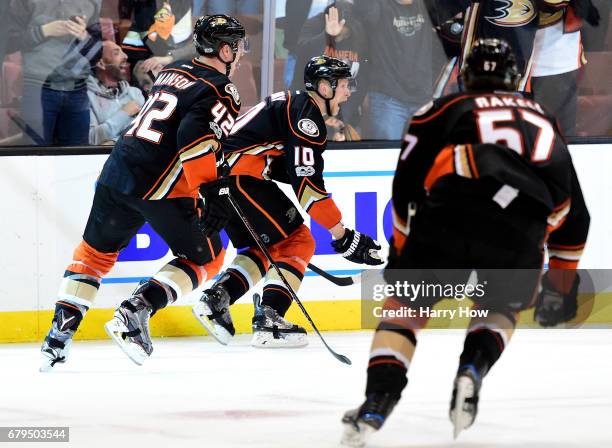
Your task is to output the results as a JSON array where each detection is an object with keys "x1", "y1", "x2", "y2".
[
  {"x1": 461, "y1": 38, "x2": 521, "y2": 91},
  {"x1": 304, "y1": 55, "x2": 352, "y2": 96},
  {"x1": 193, "y1": 15, "x2": 245, "y2": 73}
]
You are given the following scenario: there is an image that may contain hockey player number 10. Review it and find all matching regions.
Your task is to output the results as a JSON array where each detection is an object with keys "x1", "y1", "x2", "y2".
[
  {"x1": 294, "y1": 146, "x2": 315, "y2": 166},
  {"x1": 476, "y1": 109, "x2": 555, "y2": 162},
  {"x1": 125, "y1": 92, "x2": 178, "y2": 144}
]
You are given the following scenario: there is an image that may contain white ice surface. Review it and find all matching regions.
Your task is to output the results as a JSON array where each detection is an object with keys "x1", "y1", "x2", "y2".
[{"x1": 1, "y1": 330, "x2": 611, "y2": 448}]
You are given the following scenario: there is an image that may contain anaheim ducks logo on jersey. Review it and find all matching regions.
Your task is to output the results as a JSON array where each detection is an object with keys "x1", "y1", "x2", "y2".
[
  {"x1": 225, "y1": 83, "x2": 241, "y2": 106},
  {"x1": 485, "y1": 0, "x2": 537, "y2": 27}
]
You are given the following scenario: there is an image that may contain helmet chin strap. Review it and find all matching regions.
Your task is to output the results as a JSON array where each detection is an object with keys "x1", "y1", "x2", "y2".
[
  {"x1": 315, "y1": 86, "x2": 336, "y2": 116},
  {"x1": 216, "y1": 50, "x2": 237, "y2": 76}
]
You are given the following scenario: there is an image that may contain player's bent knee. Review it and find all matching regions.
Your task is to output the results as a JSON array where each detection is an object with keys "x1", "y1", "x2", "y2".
[
  {"x1": 287, "y1": 224, "x2": 316, "y2": 261},
  {"x1": 203, "y1": 248, "x2": 226, "y2": 279}
]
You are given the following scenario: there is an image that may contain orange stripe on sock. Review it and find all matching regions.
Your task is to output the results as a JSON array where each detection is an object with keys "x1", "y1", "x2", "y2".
[{"x1": 368, "y1": 359, "x2": 406, "y2": 369}]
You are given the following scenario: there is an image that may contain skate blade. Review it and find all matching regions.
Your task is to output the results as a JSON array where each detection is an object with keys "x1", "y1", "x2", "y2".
[
  {"x1": 340, "y1": 420, "x2": 375, "y2": 447},
  {"x1": 451, "y1": 376, "x2": 475, "y2": 439},
  {"x1": 191, "y1": 304, "x2": 232, "y2": 345},
  {"x1": 251, "y1": 331, "x2": 309, "y2": 348},
  {"x1": 104, "y1": 318, "x2": 148, "y2": 366},
  {"x1": 39, "y1": 354, "x2": 60, "y2": 373}
]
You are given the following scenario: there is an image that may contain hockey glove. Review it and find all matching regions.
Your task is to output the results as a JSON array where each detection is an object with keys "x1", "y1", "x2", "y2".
[
  {"x1": 534, "y1": 270, "x2": 580, "y2": 327},
  {"x1": 198, "y1": 178, "x2": 232, "y2": 236},
  {"x1": 331, "y1": 229, "x2": 384, "y2": 266}
]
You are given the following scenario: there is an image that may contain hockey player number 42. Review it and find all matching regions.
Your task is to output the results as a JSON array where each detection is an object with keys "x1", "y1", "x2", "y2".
[
  {"x1": 125, "y1": 92, "x2": 178, "y2": 144},
  {"x1": 476, "y1": 109, "x2": 555, "y2": 162},
  {"x1": 211, "y1": 100, "x2": 235, "y2": 137}
]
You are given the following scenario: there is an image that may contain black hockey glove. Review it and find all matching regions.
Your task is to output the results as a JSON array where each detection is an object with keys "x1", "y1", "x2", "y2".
[
  {"x1": 331, "y1": 229, "x2": 384, "y2": 266},
  {"x1": 198, "y1": 178, "x2": 232, "y2": 237},
  {"x1": 572, "y1": 0, "x2": 600, "y2": 26},
  {"x1": 534, "y1": 271, "x2": 580, "y2": 327}
]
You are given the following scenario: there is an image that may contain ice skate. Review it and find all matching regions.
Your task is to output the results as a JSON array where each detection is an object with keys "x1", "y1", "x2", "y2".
[
  {"x1": 251, "y1": 294, "x2": 307, "y2": 348},
  {"x1": 40, "y1": 301, "x2": 86, "y2": 372},
  {"x1": 341, "y1": 393, "x2": 398, "y2": 447},
  {"x1": 105, "y1": 296, "x2": 153, "y2": 366},
  {"x1": 192, "y1": 281, "x2": 235, "y2": 345},
  {"x1": 450, "y1": 365, "x2": 482, "y2": 439}
]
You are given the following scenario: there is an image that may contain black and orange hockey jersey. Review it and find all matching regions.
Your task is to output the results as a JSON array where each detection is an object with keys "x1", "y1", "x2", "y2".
[
  {"x1": 223, "y1": 90, "x2": 342, "y2": 230},
  {"x1": 98, "y1": 58, "x2": 241, "y2": 200},
  {"x1": 392, "y1": 91, "x2": 590, "y2": 269}
]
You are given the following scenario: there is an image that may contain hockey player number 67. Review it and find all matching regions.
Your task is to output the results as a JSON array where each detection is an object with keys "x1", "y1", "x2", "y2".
[{"x1": 476, "y1": 109, "x2": 555, "y2": 162}]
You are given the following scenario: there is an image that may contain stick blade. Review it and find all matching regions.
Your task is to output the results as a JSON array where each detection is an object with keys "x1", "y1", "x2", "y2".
[{"x1": 335, "y1": 353, "x2": 352, "y2": 365}]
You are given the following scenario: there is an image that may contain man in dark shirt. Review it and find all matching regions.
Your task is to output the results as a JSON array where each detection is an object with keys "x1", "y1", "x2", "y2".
[{"x1": 354, "y1": 0, "x2": 434, "y2": 139}]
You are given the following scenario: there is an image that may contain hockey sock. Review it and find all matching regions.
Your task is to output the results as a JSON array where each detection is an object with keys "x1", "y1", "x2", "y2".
[
  {"x1": 261, "y1": 261, "x2": 305, "y2": 316},
  {"x1": 58, "y1": 240, "x2": 118, "y2": 308},
  {"x1": 226, "y1": 251, "x2": 268, "y2": 305},
  {"x1": 261, "y1": 284, "x2": 293, "y2": 316},
  {"x1": 222, "y1": 270, "x2": 251, "y2": 305},
  {"x1": 459, "y1": 329, "x2": 506, "y2": 379},
  {"x1": 365, "y1": 327, "x2": 415, "y2": 399},
  {"x1": 134, "y1": 279, "x2": 176, "y2": 315},
  {"x1": 46, "y1": 299, "x2": 89, "y2": 346},
  {"x1": 366, "y1": 354, "x2": 409, "y2": 399},
  {"x1": 150, "y1": 257, "x2": 208, "y2": 312}
]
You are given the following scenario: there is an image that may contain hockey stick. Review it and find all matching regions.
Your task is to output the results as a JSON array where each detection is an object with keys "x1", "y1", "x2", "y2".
[
  {"x1": 226, "y1": 192, "x2": 352, "y2": 365},
  {"x1": 307, "y1": 263, "x2": 360, "y2": 287}
]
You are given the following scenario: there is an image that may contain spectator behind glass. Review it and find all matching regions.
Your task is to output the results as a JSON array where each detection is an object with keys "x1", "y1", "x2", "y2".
[
  {"x1": 8, "y1": 0, "x2": 103, "y2": 146},
  {"x1": 354, "y1": 0, "x2": 433, "y2": 140},
  {"x1": 203, "y1": 0, "x2": 263, "y2": 96},
  {"x1": 119, "y1": 0, "x2": 197, "y2": 89},
  {"x1": 531, "y1": 1, "x2": 601, "y2": 136},
  {"x1": 293, "y1": 2, "x2": 368, "y2": 141},
  {"x1": 88, "y1": 41, "x2": 145, "y2": 145},
  {"x1": 280, "y1": 0, "x2": 313, "y2": 89}
]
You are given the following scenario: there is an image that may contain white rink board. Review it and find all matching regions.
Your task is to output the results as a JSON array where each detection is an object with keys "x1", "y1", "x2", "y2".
[{"x1": 0, "y1": 145, "x2": 610, "y2": 313}]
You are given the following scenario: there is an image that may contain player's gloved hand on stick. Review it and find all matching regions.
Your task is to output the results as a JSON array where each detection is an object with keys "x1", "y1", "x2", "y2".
[
  {"x1": 534, "y1": 270, "x2": 580, "y2": 327},
  {"x1": 198, "y1": 177, "x2": 231, "y2": 236},
  {"x1": 332, "y1": 229, "x2": 384, "y2": 265}
]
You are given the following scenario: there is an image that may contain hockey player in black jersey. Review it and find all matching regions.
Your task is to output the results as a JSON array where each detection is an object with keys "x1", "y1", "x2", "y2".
[
  {"x1": 341, "y1": 39, "x2": 590, "y2": 446},
  {"x1": 192, "y1": 55, "x2": 384, "y2": 348},
  {"x1": 40, "y1": 15, "x2": 246, "y2": 370}
]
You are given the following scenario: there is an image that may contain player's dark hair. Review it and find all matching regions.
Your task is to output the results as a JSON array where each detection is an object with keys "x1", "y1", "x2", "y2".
[{"x1": 461, "y1": 38, "x2": 521, "y2": 92}]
